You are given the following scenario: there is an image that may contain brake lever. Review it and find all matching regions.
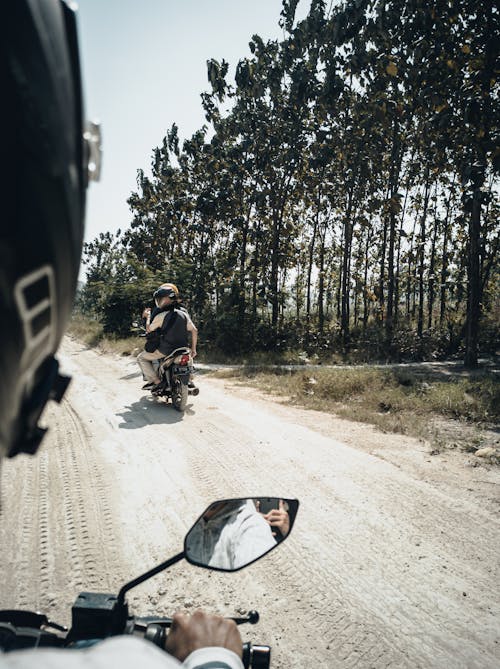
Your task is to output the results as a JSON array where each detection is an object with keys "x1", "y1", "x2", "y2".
[
  {"x1": 230, "y1": 610, "x2": 259, "y2": 625},
  {"x1": 133, "y1": 617, "x2": 173, "y2": 631},
  {"x1": 133, "y1": 610, "x2": 259, "y2": 629}
]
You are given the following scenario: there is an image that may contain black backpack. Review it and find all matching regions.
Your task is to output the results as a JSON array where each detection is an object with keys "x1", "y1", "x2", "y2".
[{"x1": 158, "y1": 308, "x2": 188, "y2": 356}]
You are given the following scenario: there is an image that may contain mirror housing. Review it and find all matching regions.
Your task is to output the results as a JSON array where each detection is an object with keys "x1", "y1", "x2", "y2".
[{"x1": 184, "y1": 497, "x2": 299, "y2": 572}]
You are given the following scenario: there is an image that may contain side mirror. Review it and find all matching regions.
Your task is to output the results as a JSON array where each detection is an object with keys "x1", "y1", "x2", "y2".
[
  {"x1": 117, "y1": 497, "x2": 299, "y2": 604},
  {"x1": 184, "y1": 497, "x2": 299, "y2": 572}
]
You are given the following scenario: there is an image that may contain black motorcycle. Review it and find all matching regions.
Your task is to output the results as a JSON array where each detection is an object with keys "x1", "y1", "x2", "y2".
[
  {"x1": 150, "y1": 346, "x2": 199, "y2": 412},
  {"x1": 0, "y1": 496, "x2": 299, "y2": 668}
]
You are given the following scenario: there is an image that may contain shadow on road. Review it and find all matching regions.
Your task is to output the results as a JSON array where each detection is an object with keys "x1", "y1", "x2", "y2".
[
  {"x1": 120, "y1": 371, "x2": 142, "y2": 380},
  {"x1": 116, "y1": 395, "x2": 189, "y2": 429}
]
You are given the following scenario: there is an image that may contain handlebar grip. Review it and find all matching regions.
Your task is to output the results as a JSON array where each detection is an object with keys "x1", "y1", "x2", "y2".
[
  {"x1": 138, "y1": 622, "x2": 270, "y2": 669},
  {"x1": 242, "y1": 642, "x2": 271, "y2": 669},
  {"x1": 144, "y1": 623, "x2": 167, "y2": 648}
]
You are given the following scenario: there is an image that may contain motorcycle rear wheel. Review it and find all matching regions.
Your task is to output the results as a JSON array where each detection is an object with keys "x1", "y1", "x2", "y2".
[{"x1": 172, "y1": 377, "x2": 188, "y2": 412}]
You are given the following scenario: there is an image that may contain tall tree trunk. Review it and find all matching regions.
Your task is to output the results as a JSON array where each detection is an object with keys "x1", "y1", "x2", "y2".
[
  {"x1": 417, "y1": 170, "x2": 431, "y2": 338},
  {"x1": 427, "y1": 186, "x2": 439, "y2": 331},
  {"x1": 238, "y1": 206, "x2": 253, "y2": 325},
  {"x1": 407, "y1": 188, "x2": 423, "y2": 322},
  {"x1": 439, "y1": 178, "x2": 456, "y2": 325},
  {"x1": 318, "y1": 221, "x2": 327, "y2": 334},
  {"x1": 340, "y1": 184, "x2": 355, "y2": 348},
  {"x1": 336, "y1": 219, "x2": 344, "y2": 321},
  {"x1": 362, "y1": 225, "x2": 372, "y2": 334},
  {"x1": 306, "y1": 216, "x2": 319, "y2": 340},
  {"x1": 394, "y1": 148, "x2": 414, "y2": 329},
  {"x1": 394, "y1": 186, "x2": 409, "y2": 328},
  {"x1": 378, "y1": 187, "x2": 390, "y2": 318},
  {"x1": 295, "y1": 264, "x2": 301, "y2": 325},
  {"x1": 464, "y1": 185, "x2": 482, "y2": 368},
  {"x1": 270, "y1": 213, "x2": 281, "y2": 331},
  {"x1": 269, "y1": 173, "x2": 294, "y2": 333},
  {"x1": 385, "y1": 119, "x2": 403, "y2": 350}
]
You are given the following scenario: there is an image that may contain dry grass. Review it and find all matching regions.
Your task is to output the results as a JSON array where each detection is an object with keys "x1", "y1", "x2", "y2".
[
  {"x1": 211, "y1": 366, "x2": 500, "y2": 452},
  {"x1": 67, "y1": 315, "x2": 141, "y2": 357},
  {"x1": 67, "y1": 314, "x2": 103, "y2": 347}
]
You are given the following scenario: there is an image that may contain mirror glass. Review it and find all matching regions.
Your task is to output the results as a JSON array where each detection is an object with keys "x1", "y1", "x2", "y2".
[{"x1": 184, "y1": 497, "x2": 299, "y2": 572}]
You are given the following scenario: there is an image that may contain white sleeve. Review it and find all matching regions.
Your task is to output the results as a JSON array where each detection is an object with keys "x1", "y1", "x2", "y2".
[
  {"x1": 0, "y1": 636, "x2": 181, "y2": 669},
  {"x1": 232, "y1": 514, "x2": 276, "y2": 569},
  {"x1": 0, "y1": 639, "x2": 244, "y2": 669},
  {"x1": 183, "y1": 647, "x2": 244, "y2": 669}
]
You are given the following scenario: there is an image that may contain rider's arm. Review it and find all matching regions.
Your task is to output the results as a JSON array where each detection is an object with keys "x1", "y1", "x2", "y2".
[
  {"x1": 0, "y1": 636, "x2": 180, "y2": 668},
  {"x1": 186, "y1": 318, "x2": 198, "y2": 357},
  {"x1": 148, "y1": 313, "x2": 165, "y2": 333},
  {"x1": 0, "y1": 636, "x2": 243, "y2": 669}
]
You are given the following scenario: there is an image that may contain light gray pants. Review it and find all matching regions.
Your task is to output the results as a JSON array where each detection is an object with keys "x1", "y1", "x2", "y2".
[{"x1": 137, "y1": 349, "x2": 164, "y2": 383}]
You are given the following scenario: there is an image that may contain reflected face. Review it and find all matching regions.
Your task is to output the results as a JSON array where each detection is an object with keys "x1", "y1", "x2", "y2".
[
  {"x1": 184, "y1": 497, "x2": 299, "y2": 572},
  {"x1": 158, "y1": 296, "x2": 173, "y2": 308}
]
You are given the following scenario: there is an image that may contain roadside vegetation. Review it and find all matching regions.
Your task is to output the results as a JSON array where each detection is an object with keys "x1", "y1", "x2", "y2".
[
  {"x1": 68, "y1": 314, "x2": 138, "y2": 357},
  {"x1": 211, "y1": 365, "x2": 500, "y2": 458}
]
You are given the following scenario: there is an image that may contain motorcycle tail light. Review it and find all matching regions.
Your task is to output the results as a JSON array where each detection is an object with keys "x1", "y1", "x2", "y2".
[{"x1": 179, "y1": 354, "x2": 190, "y2": 365}]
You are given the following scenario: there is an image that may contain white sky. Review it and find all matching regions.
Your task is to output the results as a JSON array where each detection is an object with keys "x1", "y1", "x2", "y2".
[{"x1": 78, "y1": 0, "x2": 312, "y2": 250}]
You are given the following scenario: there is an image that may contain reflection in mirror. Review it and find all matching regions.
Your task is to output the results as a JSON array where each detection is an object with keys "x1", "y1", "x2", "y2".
[{"x1": 184, "y1": 497, "x2": 299, "y2": 572}]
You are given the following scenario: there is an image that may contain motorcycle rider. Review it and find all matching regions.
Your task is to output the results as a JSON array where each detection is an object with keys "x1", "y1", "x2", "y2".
[
  {"x1": 186, "y1": 500, "x2": 277, "y2": 571},
  {"x1": 137, "y1": 283, "x2": 198, "y2": 390},
  {"x1": 0, "y1": 1, "x2": 241, "y2": 667}
]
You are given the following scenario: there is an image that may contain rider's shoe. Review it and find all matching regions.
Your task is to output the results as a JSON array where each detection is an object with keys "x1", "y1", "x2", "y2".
[
  {"x1": 142, "y1": 381, "x2": 155, "y2": 390},
  {"x1": 151, "y1": 381, "x2": 165, "y2": 395}
]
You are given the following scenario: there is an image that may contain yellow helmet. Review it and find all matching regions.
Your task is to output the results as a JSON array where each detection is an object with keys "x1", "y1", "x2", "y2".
[
  {"x1": 153, "y1": 283, "x2": 179, "y2": 306},
  {"x1": 160, "y1": 282, "x2": 179, "y2": 297}
]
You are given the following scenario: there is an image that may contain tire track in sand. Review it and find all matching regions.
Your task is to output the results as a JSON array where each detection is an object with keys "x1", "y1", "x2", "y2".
[{"x1": 0, "y1": 397, "x2": 121, "y2": 625}]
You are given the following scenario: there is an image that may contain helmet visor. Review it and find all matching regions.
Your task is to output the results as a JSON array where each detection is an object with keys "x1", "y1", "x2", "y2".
[{"x1": 153, "y1": 287, "x2": 176, "y2": 307}]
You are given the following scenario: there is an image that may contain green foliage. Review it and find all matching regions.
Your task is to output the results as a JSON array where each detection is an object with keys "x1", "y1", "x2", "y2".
[{"x1": 101, "y1": 284, "x2": 145, "y2": 337}]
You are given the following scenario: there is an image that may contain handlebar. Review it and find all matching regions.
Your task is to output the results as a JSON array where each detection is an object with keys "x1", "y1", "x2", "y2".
[
  {"x1": 0, "y1": 614, "x2": 271, "y2": 668},
  {"x1": 130, "y1": 618, "x2": 270, "y2": 669}
]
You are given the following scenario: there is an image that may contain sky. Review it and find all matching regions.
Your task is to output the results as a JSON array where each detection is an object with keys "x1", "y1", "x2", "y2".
[{"x1": 77, "y1": 0, "x2": 312, "y2": 252}]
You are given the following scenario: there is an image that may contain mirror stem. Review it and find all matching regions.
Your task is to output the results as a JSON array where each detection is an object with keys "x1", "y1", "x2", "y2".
[{"x1": 118, "y1": 552, "x2": 185, "y2": 605}]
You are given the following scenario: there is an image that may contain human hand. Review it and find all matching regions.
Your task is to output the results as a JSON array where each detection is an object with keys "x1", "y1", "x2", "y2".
[
  {"x1": 165, "y1": 609, "x2": 242, "y2": 662},
  {"x1": 262, "y1": 499, "x2": 290, "y2": 538},
  {"x1": 191, "y1": 348, "x2": 197, "y2": 358}
]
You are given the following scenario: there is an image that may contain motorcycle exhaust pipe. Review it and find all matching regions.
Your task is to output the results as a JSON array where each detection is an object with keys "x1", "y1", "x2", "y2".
[{"x1": 188, "y1": 387, "x2": 200, "y2": 396}]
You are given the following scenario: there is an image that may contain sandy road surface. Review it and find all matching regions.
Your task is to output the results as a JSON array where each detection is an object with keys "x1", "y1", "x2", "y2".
[{"x1": 1, "y1": 336, "x2": 499, "y2": 668}]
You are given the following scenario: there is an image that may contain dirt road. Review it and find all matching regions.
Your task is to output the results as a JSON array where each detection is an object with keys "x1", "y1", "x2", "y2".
[{"x1": 1, "y1": 337, "x2": 499, "y2": 668}]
